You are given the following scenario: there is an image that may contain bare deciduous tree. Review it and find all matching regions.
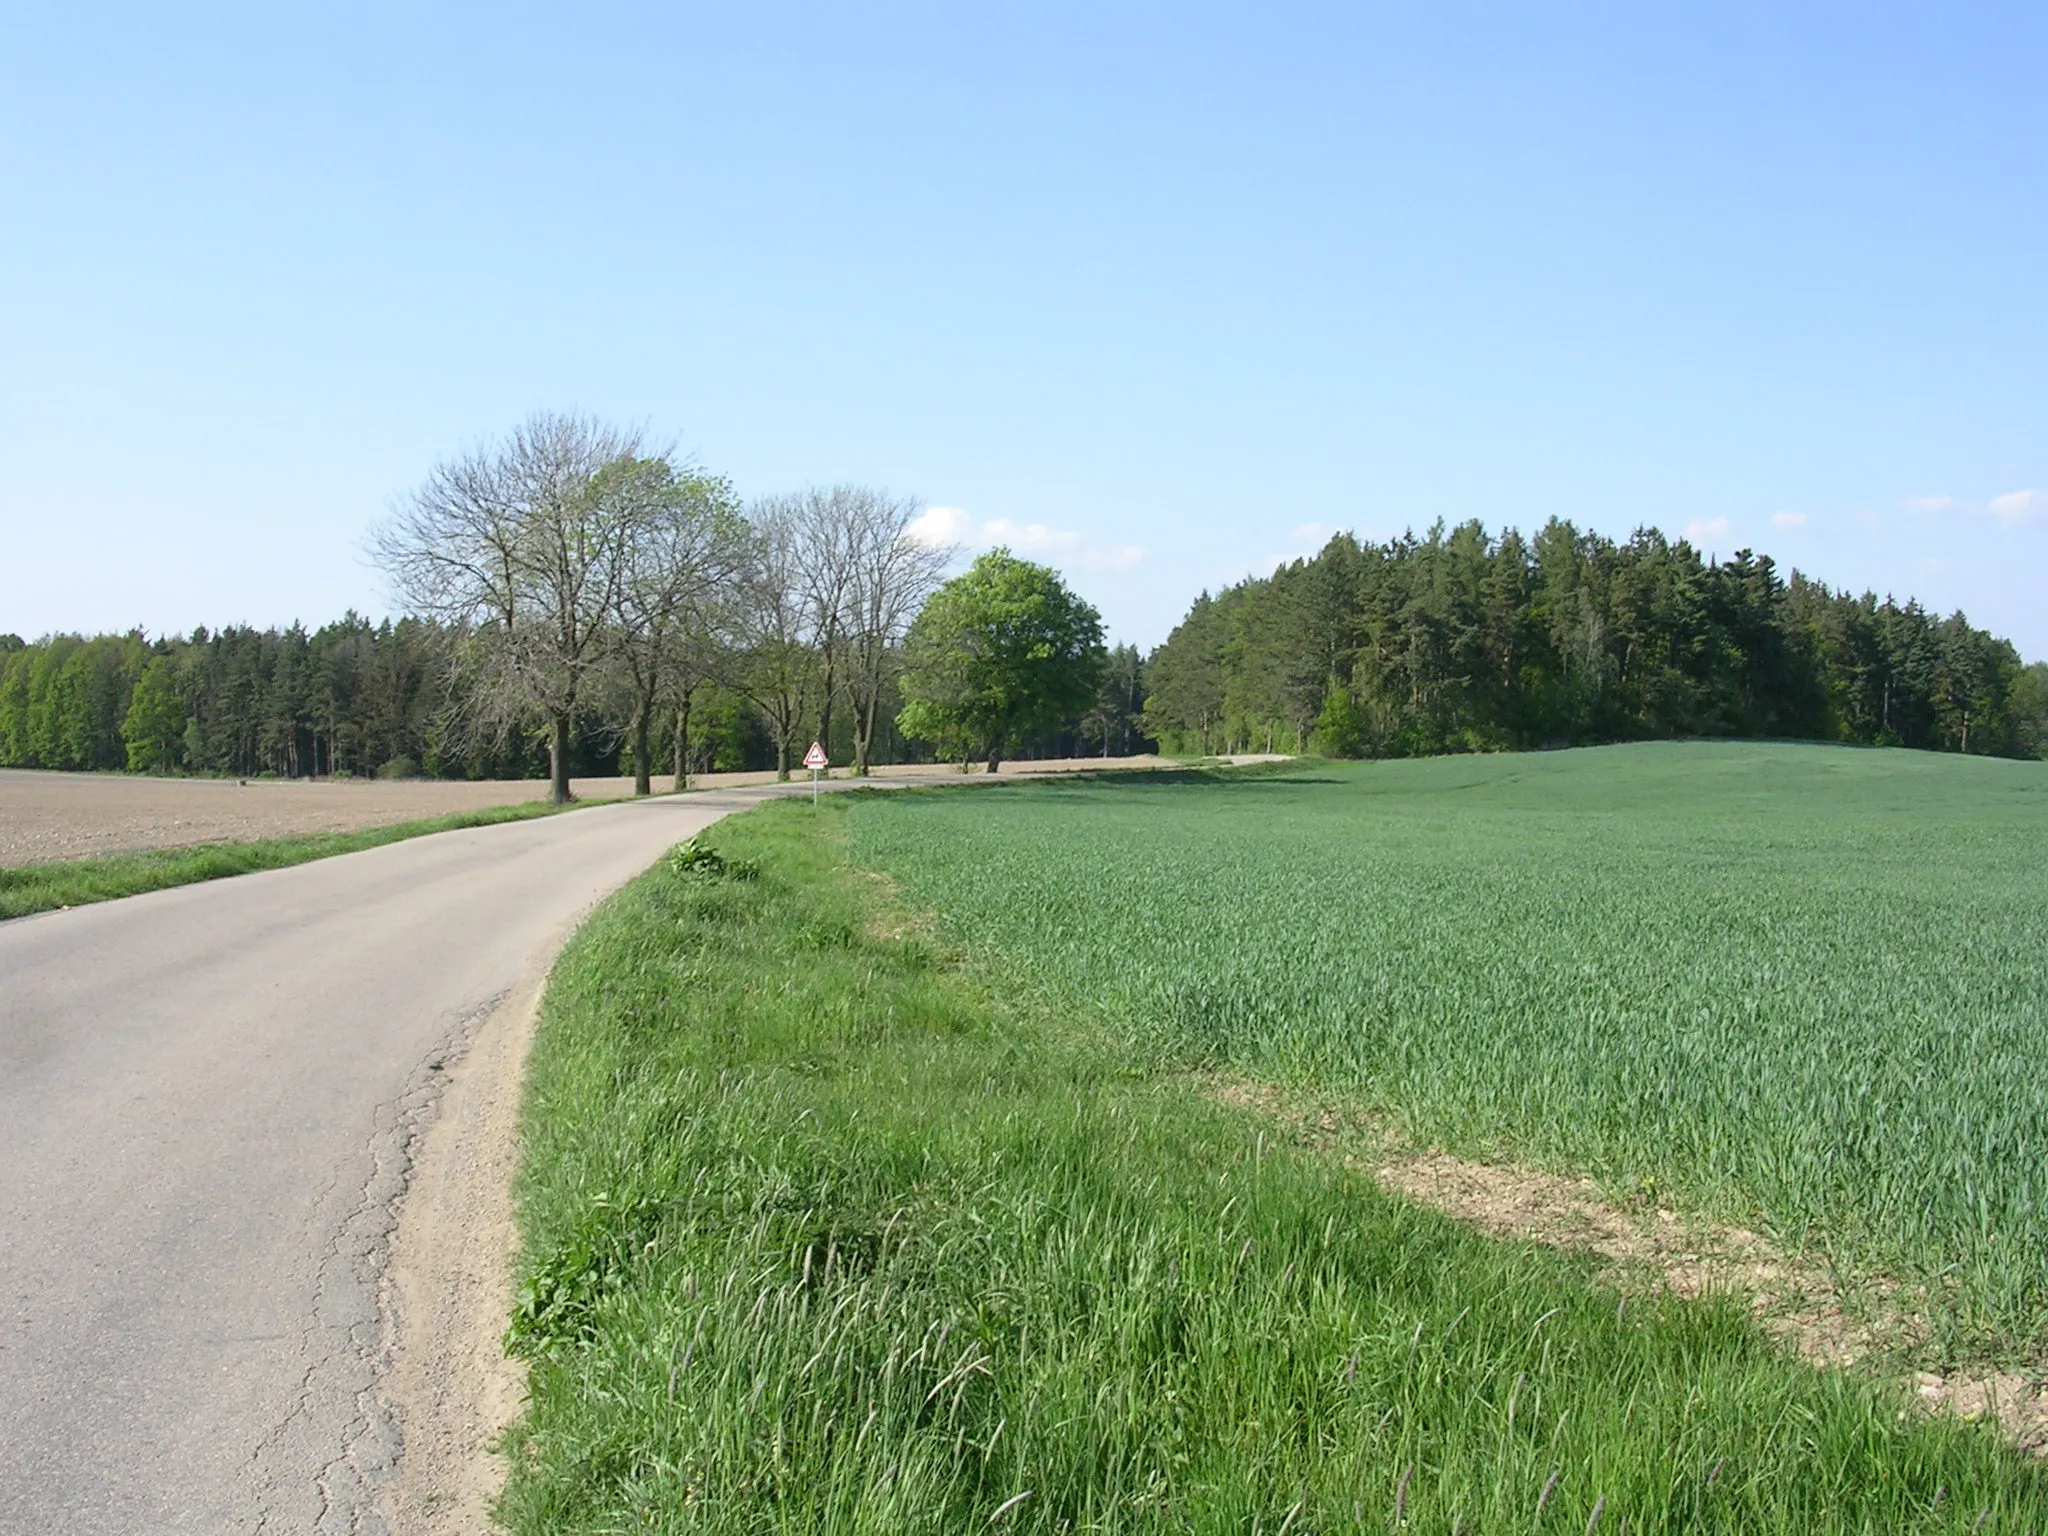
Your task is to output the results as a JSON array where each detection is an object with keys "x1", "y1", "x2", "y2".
[
  {"x1": 372, "y1": 412, "x2": 642, "y2": 803},
  {"x1": 378, "y1": 422, "x2": 967, "y2": 791},
  {"x1": 729, "y1": 486, "x2": 952, "y2": 778},
  {"x1": 609, "y1": 460, "x2": 746, "y2": 795},
  {"x1": 791, "y1": 488, "x2": 862, "y2": 763},
  {"x1": 726, "y1": 497, "x2": 816, "y2": 780},
  {"x1": 842, "y1": 492, "x2": 952, "y2": 774}
]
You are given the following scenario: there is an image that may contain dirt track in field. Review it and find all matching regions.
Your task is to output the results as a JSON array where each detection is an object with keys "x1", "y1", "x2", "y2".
[{"x1": 0, "y1": 756, "x2": 1265, "y2": 868}]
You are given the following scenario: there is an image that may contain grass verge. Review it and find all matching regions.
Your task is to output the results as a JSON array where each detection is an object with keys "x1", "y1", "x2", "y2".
[
  {"x1": 0, "y1": 800, "x2": 570, "y2": 920},
  {"x1": 503, "y1": 795, "x2": 2046, "y2": 1533}
]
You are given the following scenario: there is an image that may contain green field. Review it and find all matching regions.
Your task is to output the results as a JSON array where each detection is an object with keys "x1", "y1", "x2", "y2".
[
  {"x1": 503, "y1": 780, "x2": 2048, "y2": 1532},
  {"x1": 847, "y1": 743, "x2": 2048, "y2": 1363}
]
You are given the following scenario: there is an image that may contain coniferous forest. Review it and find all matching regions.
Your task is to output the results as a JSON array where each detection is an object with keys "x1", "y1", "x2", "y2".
[
  {"x1": 4, "y1": 518, "x2": 2044, "y2": 781},
  {"x1": 0, "y1": 616, "x2": 872, "y2": 782},
  {"x1": 1142, "y1": 520, "x2": 2048, "y2": 761}
]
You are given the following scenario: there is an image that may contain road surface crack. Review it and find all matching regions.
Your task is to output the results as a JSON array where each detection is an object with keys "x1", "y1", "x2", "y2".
[{"x1": 244, "y1": 989, "x2": 505, "y2": 1533}]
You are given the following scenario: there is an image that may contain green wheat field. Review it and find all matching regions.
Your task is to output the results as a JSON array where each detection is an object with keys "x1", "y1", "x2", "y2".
[{"x1": 850, "y1": 743, "x2": 2048, "y2": 1360}]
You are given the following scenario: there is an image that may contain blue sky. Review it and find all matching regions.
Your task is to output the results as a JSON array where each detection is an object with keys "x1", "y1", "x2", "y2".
[{"x1": 2, "y1": 3, "x2": 2042, "y2": 656}]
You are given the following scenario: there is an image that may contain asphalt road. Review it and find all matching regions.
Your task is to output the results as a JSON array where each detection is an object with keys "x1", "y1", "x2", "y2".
[{"x1": 0, "y1": 785, "x2": 818, "y2": 1533}]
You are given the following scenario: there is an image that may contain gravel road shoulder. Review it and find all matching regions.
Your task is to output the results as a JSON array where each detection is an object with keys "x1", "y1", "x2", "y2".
[{"x1": 378, "y1": 928, "x2": 566, "y2": 1534}]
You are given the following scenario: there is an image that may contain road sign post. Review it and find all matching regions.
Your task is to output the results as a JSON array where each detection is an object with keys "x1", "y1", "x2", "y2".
[{"x1": 803, "y1": 741, "x2": 828, "y2": 804}]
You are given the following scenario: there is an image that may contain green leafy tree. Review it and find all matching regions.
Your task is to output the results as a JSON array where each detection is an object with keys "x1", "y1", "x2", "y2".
[
  {"x1": 2014, "y1": 661, "x2": 2048, "y2": 760},
  {"x1": 24, "y1": 637, "x2": 80, "y2": 767},
  {"x1": 122, "y1": 654, "x2": 188, "y2": 773},
  {"x1": 0, "y1": 645, "x2": 33, "y2": 764},
  {"x1": 897, "y1": 549, "x2": 1108, "y2": 771}
]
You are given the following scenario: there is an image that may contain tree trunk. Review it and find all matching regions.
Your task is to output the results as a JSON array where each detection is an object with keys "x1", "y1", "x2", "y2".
[
  {"x1": 631, "y1": 704, "x2": 653, "y2": 797},
  {"x1": 852, "y1": 691, "x2": 877, "y2": 777},
  {"x1": 986, "y1": 745, "x2": 1003, "y2": 774},
  {"x1": 548, "y1": 713, "x2": 573, "y2": 804},
  {"x1": 672, "y1": 686, "x2": 693, "y2": 791}
]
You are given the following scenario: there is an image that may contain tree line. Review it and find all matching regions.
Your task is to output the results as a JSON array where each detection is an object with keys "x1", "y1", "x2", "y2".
[
  {"x1": 1142, "y1": 520, "x2": 2048, "y2": 760},
  {"x1": 0, "y1": 414, "x2": 1140, "y2": 791},
  {"x1": 9, "y1": 427, "x2": 2043, "y2": 784}
]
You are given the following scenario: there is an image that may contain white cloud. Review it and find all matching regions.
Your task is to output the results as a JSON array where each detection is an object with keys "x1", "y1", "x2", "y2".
[
  {"x1": 906, "y1": 505, "x2": 1146, "y2": 572},
  {"x1": 1771, "y1": 511, "x2": 1808, "y2": 530},
  {"x1": 905, "y1": 505, "x2": 976, "y2": 547},
  {"x1": 1989, "y1": 489, "x2": 2042, "y2": 527},
  {"x1": 1906, "y1": 495, "x2": 1957, "y2": 513},
  {"x1": 1684, "y1": 517, "x2": 1731, "y2": 542}
]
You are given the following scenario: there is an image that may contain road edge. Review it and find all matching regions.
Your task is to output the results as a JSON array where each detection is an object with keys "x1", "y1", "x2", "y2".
[{"x1": 375, "y1": 921, "x2": 568, "y2": 1533}]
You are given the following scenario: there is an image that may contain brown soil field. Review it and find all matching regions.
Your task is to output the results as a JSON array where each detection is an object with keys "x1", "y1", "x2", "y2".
[
  {"x1": 0, "y1": 769, "x2": 621, "y2": 867},
  {"x1": 0, "y1": 756, "x2": 1274, "y2": 868}
]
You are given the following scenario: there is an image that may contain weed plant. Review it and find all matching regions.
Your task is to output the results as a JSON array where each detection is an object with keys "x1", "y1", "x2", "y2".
[
  {"x1": 502, "y1": 795, "x2": 2047, "y2": 1532},
  {"x1": 847, "y1": 742, "x2": 2048, "y2": 1364}
]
